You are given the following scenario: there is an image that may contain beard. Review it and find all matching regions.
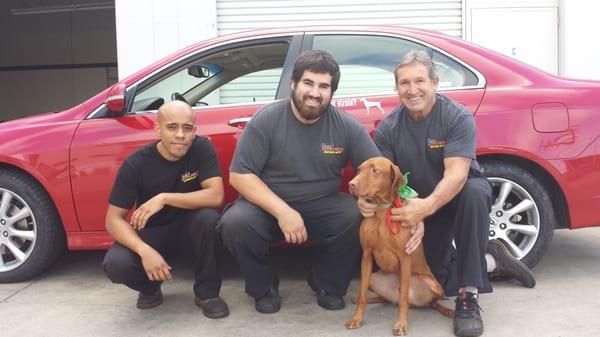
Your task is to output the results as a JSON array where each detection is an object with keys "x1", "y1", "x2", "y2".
[{"x1": 290, "y1": 87, "x2": 330, "y2": 121}]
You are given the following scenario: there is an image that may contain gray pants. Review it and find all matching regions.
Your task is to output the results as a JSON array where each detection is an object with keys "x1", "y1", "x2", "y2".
[
  {"x1": 217, "y1": 192, "x2": 362, "y2": 298},
  {"x1": 424, "y1": 177, "x2": 493, "y2": 296}
]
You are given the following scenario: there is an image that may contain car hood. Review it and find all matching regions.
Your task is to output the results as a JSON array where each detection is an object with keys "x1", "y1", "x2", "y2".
[{"x1": 0, "y1": 104, "x2": 88, "y2": 134}]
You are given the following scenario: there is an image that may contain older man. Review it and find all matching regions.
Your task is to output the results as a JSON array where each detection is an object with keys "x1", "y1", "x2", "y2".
[{"x1": 359, "y1": 50, "x2": 535, "y2": 337}]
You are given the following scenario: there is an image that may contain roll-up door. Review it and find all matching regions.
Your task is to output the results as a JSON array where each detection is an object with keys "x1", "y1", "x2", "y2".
[
  {"x1": 216, "y1": 0, "x2": 462, "y2": 103},
  {"x1": 217, "y1": 0, "x2": 462, "y2": 36}
]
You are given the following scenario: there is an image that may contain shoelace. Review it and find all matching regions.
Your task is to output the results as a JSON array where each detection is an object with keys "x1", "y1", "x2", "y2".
[{"x1": 455, "y1": 293, "x2": 484, "y2": 319}]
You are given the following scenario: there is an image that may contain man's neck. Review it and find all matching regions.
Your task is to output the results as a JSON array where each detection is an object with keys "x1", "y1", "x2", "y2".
[{"x1": 156, "y1": 142, "x2": 179, "y2": 161}]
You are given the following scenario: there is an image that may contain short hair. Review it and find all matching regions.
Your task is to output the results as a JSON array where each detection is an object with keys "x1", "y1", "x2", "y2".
[
  {"x1": 157, "y1": 100, "x2": 195, "y2": 123},
  {"x1": 394, "y1": 50, "x2": 439, "y2": 84},
  {"x1": 291, "y1": 50, "x2": 341, "y2": 93}
]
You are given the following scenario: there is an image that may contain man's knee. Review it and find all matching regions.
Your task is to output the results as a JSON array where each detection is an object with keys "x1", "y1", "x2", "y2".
[
  {"x1": 218, "y1": 206, "x2": 265, "y2": 250},
  {"x1": 458, "y1": 178, "x2": 492, "y2": 207},
  {"x1": 325, "y1": 194, "x2": 363, "y2": 235},
  {"x1": 188, "y1": 208, "x2": 220, "y2": 237},
  {"x1": 102, "y1": 245, "x2": 140, "y2": 284}
]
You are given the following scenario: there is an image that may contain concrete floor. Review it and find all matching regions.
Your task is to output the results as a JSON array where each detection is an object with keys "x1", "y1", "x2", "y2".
[{"x1": 2, "y1": 227, "x2": 600, "y2": 337}]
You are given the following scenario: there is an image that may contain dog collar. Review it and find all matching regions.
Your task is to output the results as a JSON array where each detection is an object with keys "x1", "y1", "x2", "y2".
[
  {"x1": 397, "y1": 172, "x2": 418, "y2": 201},
  {"x1": 386, "y1": 196, "x2": 403, "y2": 235}
]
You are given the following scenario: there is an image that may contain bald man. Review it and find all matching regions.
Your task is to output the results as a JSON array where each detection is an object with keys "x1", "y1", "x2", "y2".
[{"x1": 102, "y1": 101, "x2": 229, "y2": 318}]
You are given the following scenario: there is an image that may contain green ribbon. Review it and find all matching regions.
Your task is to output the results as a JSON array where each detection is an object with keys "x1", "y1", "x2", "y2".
[{"x1": 397, "y1": 172, "x2": 418, "y2": 201}]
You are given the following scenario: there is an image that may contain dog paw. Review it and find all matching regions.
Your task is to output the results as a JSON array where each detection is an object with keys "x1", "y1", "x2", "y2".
[
  {"x1": 345, "y1": 318, "x2": 363, "y2": 329},
  {"x1": 392, "y1": 320, "x2": 408, "y2": 336}
]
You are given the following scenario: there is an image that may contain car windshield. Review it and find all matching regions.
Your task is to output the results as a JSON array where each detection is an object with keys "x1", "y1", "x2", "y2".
[{"x1": 132, "y1": 42, "x2": 289, "y2": 111}]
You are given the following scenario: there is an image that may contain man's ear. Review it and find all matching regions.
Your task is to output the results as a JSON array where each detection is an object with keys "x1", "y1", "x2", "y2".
[
  {"x1": 154, "y1": 122, "x2": 160, "y2": 137},
  {"x1": 390, "y1": 164, "x2": 403, "y2": 200}
]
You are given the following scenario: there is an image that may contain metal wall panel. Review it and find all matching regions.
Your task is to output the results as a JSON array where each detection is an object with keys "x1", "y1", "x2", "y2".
[
  {"x1": 217, "y1": 0, "x2": 463, "y2": 37},
  {"x1": 216, "y1": 0, "x2": 462, "y2": 104}
]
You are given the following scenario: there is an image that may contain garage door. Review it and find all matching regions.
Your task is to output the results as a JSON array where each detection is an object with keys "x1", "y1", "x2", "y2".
[
  {"x1": 217, "y1": 0, "x2": 463, "y2": 37},
  {"x1": 216, "y1": 0, "x2": 462, "y2": 104}
]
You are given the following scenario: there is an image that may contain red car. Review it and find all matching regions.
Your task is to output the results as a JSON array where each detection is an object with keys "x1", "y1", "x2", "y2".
[{"x1": 1, "y1": 26, "x2": 599, "y2": 282}]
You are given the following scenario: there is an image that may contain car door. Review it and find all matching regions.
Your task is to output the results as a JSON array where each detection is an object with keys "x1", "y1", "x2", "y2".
[
  {"x1": 302, "y1": 33, "x2": 486, "y2": 189},
  {"x1": 69, "y1": 35, "x2": 303, "y2": 232}
]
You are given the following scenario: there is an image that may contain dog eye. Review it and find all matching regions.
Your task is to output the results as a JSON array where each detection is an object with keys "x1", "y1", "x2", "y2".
[{"x1": 371, "y1": 168, "x2": 381, "y2": 174}]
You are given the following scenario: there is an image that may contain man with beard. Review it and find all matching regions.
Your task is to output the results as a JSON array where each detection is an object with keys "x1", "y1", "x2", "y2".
[{"x1": 217, "y1": 50, "x2": 379, "y2": 314}]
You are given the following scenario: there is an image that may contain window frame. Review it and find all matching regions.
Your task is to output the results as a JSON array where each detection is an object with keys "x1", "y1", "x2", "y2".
[
  {"x1": 302, "y1": 32, "x2": 486, "y2": 99},
  {"x1": 87, "y1": 34, "x2": 304, "y2": 119}
]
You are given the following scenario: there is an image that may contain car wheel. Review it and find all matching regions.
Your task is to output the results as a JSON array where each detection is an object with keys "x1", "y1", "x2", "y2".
[
  {"x1": 481, "y1": 161, "x2": 555, "y2": 269},
  {"x1": 0, "y1": 169, "x2": 66, "y2": 282}
]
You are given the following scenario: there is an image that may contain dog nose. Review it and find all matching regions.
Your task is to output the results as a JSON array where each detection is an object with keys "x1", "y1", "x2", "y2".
[{"x1": 348, "y1": 179, "x2": 357, "y2": 189}]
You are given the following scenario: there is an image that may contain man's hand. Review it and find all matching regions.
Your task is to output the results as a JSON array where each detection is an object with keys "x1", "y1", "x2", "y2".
[
  {"x1": 139, "y1": 246, "x2": 172, "y2": 281},
  {"x1": 390, "y1": 197, "x2": 432, "y2": 227},
  {"x1": 402, "y1": 220, "x2": 424, "y2": 255},
  {"x1": 276, "y1": 208, "x2": 308, "y2": 244},
  {"x1": 357, "y1": 197, "x2": 378, "y2": 218},
  {"x1": 130, "y1": 194, "x2": 165, "y2": 230}
]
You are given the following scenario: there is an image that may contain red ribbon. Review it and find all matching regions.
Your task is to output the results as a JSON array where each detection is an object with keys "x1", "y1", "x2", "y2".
[{"x1": 385, "y1": 196, "x2": 403, "y2": 235}]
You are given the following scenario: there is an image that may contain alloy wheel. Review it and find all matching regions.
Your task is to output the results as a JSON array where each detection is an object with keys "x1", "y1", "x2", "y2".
[
  {"x1": 0, "y1": 188, "x2": 37, "y2": 272},
  {"x1": 487, "y1": 177, "x2": 540, "y2": 260}
]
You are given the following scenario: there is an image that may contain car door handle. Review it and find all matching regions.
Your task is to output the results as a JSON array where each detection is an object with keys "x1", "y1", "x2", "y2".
[{"x1": 228, "y1": 117, "x2": 251, "y2": 129}]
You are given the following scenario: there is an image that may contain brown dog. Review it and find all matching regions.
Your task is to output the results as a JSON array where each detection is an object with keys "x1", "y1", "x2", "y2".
[{"x1": 346, "y1": 157, "x2": 453, "y2": 336}]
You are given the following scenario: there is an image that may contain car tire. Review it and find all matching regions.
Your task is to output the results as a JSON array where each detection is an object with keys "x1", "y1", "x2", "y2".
[
  {"x1": 481, "y1": 161, "x2": 555, "y2": 269},
  {"x1": 0, "y1": 169, "x2": 66, "y2": 282}
]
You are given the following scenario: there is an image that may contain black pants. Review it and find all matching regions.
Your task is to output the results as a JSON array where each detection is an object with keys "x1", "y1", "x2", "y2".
[
  {"x1": 102, "y1": 208, "x2": 222, "y2": 300},
  {"x1": 217, "y1": 192, "x2": 362, "y2": 298},
  {"x1": 423, "y1": 177, "x2": 493, "y2": 296}
]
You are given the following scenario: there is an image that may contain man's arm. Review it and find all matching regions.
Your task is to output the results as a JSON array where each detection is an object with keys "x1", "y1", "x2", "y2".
[
  {"x1": 130, "y1": 176, "x2": 224, "y2": 230},
  {"x1": 105, "y1": 205, "x2": 172, "y2": 281},
  {"x1": 230, "y1": 172, "x2": 307, "y2": 244},
  {"x1": 391, "y1": 156, "x2": 471, "y2": 226}
]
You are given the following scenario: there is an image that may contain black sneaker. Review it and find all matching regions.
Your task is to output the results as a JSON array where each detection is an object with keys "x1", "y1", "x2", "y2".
[
  {"x1": 306, "y1": 271, "x2": 345, "y2": 310},
  {"x1": 195, "y1": 296, "x2": 230, "y2": 319},
  {"x1": 254, "y1": 286, "x2": 281, "y2": 314},
  {"x1": 136, "y1": 288, "x2": 163, "y2": 309},
  {"x1": 487, "y1": 239, "x2": 536, "y2": 288},
  {"x1": 453, "y1": 291, "x2": 483, "y2": 337}
]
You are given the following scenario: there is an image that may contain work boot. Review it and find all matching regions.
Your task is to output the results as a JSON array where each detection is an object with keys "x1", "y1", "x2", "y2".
[
  {"x1": 195, "y1": 296, "x2": 230, "y2": 319},
  {"x1": 487, "y1": 239, "x2": 536, "y2": 288},
  {"x1": 136, "y1": 288, "x2": 163, "y2": 309},
  {"x1": 254, "y1": 277, "x2": 281, "y2": 314},
  {"x1": 453, "y1": 291, "x2": 483, "y2": 337},
  {"x1": 307, "y1": 270, "x2": 345, "y2": 310}
]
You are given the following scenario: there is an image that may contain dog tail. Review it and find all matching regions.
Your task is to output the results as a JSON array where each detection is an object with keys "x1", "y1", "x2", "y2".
[{"x1": 431, "y1": 301, "x2": 454, "y2": 318}]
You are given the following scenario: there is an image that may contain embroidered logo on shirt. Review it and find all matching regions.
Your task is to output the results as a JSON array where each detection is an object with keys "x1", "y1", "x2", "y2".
[
  {"x1": 427, "y1": 139, "x2": 446, "y2": 149},
  {"x1": 321, "y1": 143, "x2": 344, "y2": 155},
  {"x1": 181, "y1": 171, "x2": 198, "y2": 183}
]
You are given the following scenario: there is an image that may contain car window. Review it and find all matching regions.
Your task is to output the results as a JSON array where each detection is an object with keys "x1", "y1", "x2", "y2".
[
  {"x1": 204, "y1": 67, "x2": 282, "y2": 105},
  {"x1": 312, "y1": 35, "x2": 426, "y2": 96},
  {"x1": 132, "y1": 42, "x2": 289, "y2": 111},
  {"x1": 312, "y1": 35, "x2": 479, "y2": 95}
]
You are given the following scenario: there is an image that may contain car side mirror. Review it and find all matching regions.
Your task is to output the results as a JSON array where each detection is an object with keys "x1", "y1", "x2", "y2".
[
  {"x1": 105, "y1": 83, "x2": 127, "y2": 115},
  {"x1": 188, "y1": 65, "x2": 210, "y2": 78}
]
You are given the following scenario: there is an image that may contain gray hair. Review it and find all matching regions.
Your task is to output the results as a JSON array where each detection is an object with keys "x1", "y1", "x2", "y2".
[{"x1": 394, "y1": 50, "x2": 439, "y2": 84}]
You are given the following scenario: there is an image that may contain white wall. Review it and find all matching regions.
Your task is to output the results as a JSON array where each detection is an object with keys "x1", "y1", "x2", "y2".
[
  {"x1": 115, "y1": 0, "x2": 217, "y2": 80},
  {"x1": 560, "y1": 0, "x2": 600, "y2": 80}
]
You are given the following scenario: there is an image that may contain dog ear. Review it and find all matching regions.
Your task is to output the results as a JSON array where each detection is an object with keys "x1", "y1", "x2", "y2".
[{"x1": 390, "y1": 163, "x2": 403, "y2": 200}]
